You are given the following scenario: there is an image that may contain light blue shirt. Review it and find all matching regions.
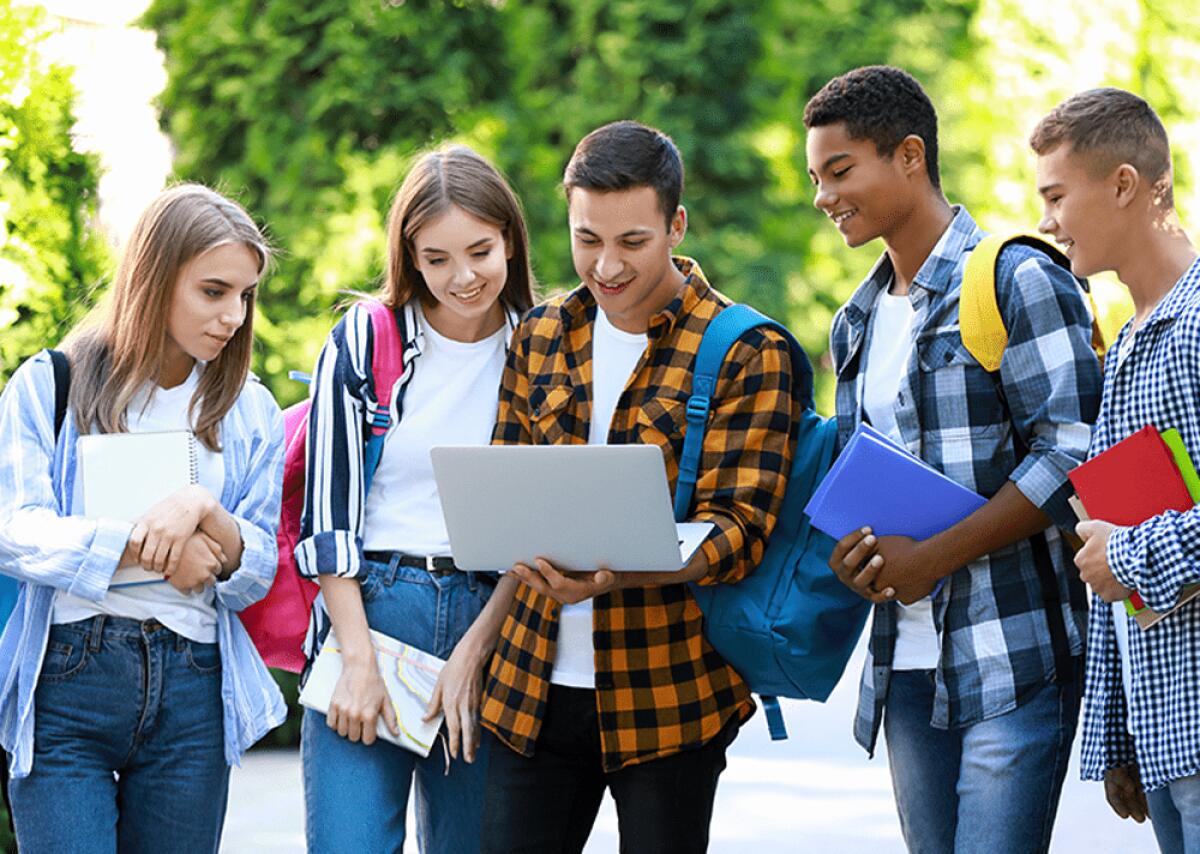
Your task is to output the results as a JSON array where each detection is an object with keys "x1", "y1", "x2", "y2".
[{"x1": 0, "y1": 350, "x2": 287, "y2": 778}]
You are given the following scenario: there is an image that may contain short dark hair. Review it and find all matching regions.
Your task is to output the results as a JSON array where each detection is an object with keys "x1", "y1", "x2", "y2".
[
  {"x1": 563, "y1": 120, "x2": 684, "y2": 228},
  {"x1": 803, "y1": 65, "x2": 942, "y2": 190},
  {"x1": 1030, "y1": 88, "x2": 1173, "y2": 207}
]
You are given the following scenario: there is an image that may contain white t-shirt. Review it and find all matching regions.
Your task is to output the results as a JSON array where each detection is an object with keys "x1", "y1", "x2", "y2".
[
  {"x1": 54, "y1": 364, "x2": 224, "y2": 643},
  {"x1": 363, "y1": 314, "x2": 508, "y2": 554},
  {"x1": 861, "y1": 287, "x2": 939, "y2": 670},
  {"x1": 551, "y1": 309, "x2": 647, "y2": 689}
]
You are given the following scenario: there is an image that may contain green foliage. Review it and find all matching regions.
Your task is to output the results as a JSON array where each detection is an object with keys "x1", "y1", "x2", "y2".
[{"x1": 0, "y1": 0, "x2": 111, "y2": 385}]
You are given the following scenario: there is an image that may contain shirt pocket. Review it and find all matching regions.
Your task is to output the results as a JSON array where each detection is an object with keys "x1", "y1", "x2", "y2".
[
  {"x1": 528, "y1": 382, "x2": 577, "y2": 445},
  {"x1": 635, "y1": 396, "x2": 689, "y2": 471}
]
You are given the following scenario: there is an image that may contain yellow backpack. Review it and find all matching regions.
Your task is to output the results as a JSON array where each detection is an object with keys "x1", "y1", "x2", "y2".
[{"x1": 960, "y1": 233, "x2": 1107, "y2": 372}]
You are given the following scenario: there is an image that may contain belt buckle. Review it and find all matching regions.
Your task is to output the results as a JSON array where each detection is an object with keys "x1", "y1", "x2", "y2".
[{"x1": 425, "y1": 555, "x2": 438, "y2": 574}]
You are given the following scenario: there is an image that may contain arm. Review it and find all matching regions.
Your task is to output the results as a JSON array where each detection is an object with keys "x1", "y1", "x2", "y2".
[
  {"x1": 294, "y1": 307, "x2": 372, "y2": 583},
  {"x1": 424, "y1": 574, "x2": 519, "y2": 761},
  {"x1": 318, "y1": 574, "x2": 398, "y2": 744},
  {"x1": 211, "y1": 383, "x2": 286, "y2": 612},
  {"x1": 872, "y1": 253, "x2": 1102, "y2": 602},
  {"x1": 0, "y1": 353, "x2": 131, "y2": 599}
]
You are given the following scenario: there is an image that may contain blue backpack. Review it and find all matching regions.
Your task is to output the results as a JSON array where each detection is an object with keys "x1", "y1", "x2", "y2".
[{"x1": 675, "y1": 305, "x2": 871, "y2": 740}]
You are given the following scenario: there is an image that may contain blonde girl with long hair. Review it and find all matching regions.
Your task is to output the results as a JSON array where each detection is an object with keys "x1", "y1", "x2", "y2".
[
  {"x1": 0, "y1": 184, "x2": 287, "y2": 853},
  {"x1": 296, "y1": 145, "x2": 534, "y2": 852}
]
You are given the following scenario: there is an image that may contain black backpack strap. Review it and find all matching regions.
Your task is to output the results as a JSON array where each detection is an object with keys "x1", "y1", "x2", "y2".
[{"x1": 48, "y1": 349, "x2": 70, "y2": 439}]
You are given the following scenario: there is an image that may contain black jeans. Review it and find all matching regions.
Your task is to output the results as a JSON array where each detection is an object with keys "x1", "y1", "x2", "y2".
[{"x1": 480, "y1": 684, "x2": 739, "y2": 854}]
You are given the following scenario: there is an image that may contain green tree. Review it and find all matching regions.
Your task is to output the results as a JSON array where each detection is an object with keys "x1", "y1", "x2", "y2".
[{"x1": 0, "y1": 0, "x2": 111, "y2": 386}]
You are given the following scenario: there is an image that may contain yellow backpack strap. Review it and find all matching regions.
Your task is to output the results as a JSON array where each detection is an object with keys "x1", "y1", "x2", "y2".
[
  {"x1": 961, "y1": 233, "x2": 1107, "y2": 372},
  {"x1": 960, "y1": 234, "x2": 1010, "y2": 372}
]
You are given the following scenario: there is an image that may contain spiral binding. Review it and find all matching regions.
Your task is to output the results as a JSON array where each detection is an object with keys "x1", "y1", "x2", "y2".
[{"x1": 188, "y1": 432, "x2": 200, "y2": 484}]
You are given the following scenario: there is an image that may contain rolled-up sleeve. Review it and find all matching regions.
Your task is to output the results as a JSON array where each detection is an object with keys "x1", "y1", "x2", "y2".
[
  {"x1": 693, "y1": 328, "x2": 798, "y2": 585},
  {"x1": 998, "y1": 254, "x2": 1102, "y2": 530}
]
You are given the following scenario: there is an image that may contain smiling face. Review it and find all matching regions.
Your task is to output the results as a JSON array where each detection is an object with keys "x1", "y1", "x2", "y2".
[
  {"x1": 568, "y1": 185, "x2": 687, "y2": 334},
  {"x1": 805, "y1": 122, "x2": 914, "y2": 248},
  {"x1": 1036, "y1": 142, "x2": 1124, "y2": 278},
  {"x1": 163, "y1": 241, "x2": 261, "y2": 386},
  {"x1": 411, "y1": 204, "x2": 509, "y2": 341}
]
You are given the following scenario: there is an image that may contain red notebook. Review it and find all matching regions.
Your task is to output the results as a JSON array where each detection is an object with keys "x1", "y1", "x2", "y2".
[{"x1": 1068, "y1": 425, "x2": 1194, "y2": 526}]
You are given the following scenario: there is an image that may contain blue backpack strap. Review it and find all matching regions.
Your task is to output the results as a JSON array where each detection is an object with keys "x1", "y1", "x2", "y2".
[
  {"x1": 673, "y1": 304, "x2": 813, "y2": 522},
  {"x1": 760, "y1": 695, "x2": 788, "y2": 741}
]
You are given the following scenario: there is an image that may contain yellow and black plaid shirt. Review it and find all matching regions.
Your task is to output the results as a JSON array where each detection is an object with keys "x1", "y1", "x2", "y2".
[{"x1": 481, "y1": 257, "x2": 800, "y2": 771}]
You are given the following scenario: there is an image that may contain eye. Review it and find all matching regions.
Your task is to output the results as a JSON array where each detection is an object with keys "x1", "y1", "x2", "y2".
[
  {"x1": 471, "y1": 248, "x2": 492, "y2": 259},
  {"x1": 623, "y1": 240, "x2": 648, "y2": 249},
  {"x1": 1049, "y1": 195, "x2": 1063, "y2": 204},
  {"x1": 426, "y1": 257, "x2": 447, "y2": 266},
  {"x1": 204, "y1": 288, "x2": 223, "y2": 299},
  {"x1": 832, "y1": 166, "x2": 852, "y2": 178},
  {"x1": 576, "y1": 236, "x2": 599, "y2": 246}
]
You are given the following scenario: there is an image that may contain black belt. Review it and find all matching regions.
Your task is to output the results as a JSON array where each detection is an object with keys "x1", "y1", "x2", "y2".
[{"x1": 363, "y1": 551, "x2": 459, "y2": 576}]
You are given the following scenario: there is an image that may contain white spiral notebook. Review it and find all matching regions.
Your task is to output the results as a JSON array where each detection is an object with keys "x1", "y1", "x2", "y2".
[{"x1": 77, "y1": 430, "x2": 198, "y2": 588}]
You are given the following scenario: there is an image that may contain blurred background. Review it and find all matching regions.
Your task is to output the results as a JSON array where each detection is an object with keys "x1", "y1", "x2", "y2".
[{"x1": 1, "y1": 0, "x2": 1197, "y2": 850}]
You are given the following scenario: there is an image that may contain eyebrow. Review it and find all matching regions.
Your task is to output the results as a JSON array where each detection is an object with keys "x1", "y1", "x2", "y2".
[
  {"x1": 420, "y1": 237, "x2": 494, "y2": 255},
  {"x1": 572, "y1": 226, "x2": 655, "y2": 239},
  {"x1": 1036, "y1": 182, "x2": 1063, "y2": 195},
  {"x1": 201, "y1": 277, "x2": 256, "y2": 292},
  {"x1": 811, "y1": 153, "x2": 852, "y2": 175}
]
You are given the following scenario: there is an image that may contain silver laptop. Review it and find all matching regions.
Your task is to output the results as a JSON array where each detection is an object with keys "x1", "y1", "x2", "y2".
[{"x1": 430, "y1": 445, "x2": 712, "y2": 573}]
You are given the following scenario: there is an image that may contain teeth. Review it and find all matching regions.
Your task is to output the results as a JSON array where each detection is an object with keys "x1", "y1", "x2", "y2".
[
  {"x1": 454, "y1": 285, "x2": 484, "y2": 300},
  {"x1": 833, "y1": 210, "x2": 857, "y2": 224}
]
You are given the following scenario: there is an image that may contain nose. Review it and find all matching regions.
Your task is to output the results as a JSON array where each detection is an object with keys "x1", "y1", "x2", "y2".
[
  {"x1": 595, "y1": 247, "x2": 624, "y2": 281},
  {"x1": 1037, "y1": 209, "x2": 1056, "y2": 236},
  {"x1": 452, "y1": 258, "x2": 476, "y2": 288},
  {"x1": 221, "y1": 297, "x2": 247, "y2": 330},
  {"x1": 814, "y1": 183, "x2": 836, "y2": 213}
]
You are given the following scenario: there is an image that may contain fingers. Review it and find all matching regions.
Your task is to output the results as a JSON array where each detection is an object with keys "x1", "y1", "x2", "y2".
[
  {"x1": 381, "y1": 697, "x2": 400, "y2": 738},
  {"x1": 444, "y1": 702, "x2": 461, "y2": 760},
  {"x1": 424, "y1": 683, "x2": 444, "y2": 723},
  {"x1": 164, "y1": 540, "x2": 184, "y2": 579},
  {"x1": 843, "y1": 533, "x2": 881, "y2": 575},
  {"x1": 851, "y1": 555, "x2": 895, "y2": 604},
  {"x1": 1075, "y1": 521, "x2": 1097, "y2": 541},
  {"x1": 128, "y1": 523, "x2": 147, "y2": 557},
  {"x1": 829, "y1": 527, "x2": 872, "y2": 569},
  {"x1": 460, "y1": 697, "x2": 478, "y2": 764}
]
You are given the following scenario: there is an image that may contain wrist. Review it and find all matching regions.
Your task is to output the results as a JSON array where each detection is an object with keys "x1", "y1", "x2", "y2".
[{"x1": 455, "y1": 631, "x2": 495, "y2": 668}]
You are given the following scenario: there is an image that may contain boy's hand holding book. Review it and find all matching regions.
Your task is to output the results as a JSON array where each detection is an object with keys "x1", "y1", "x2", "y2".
[{"x1": 1073, "y1": 520, "x2": 1135, "y2": 603}]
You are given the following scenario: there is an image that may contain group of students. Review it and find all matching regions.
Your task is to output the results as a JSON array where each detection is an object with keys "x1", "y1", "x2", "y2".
[{"x1": 0, "y1": 62, "x2": 1196, "y2": 854}]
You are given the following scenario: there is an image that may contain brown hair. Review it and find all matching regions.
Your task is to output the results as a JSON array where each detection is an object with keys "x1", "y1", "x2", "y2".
[
  {"x1": 63, "y1": 184, "x2": 270, "y2": 452},
  {"x1": 382, "y1": 145, "x2": 536, "y2": 313},
  {"x1": 1030, "y1": 88, "x2": 1174, "y2": 206}
]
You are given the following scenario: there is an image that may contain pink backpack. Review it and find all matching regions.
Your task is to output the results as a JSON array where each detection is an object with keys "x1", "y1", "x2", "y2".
[{"x1": 240, "y1": 301, "x2": 406, "y2": 672}]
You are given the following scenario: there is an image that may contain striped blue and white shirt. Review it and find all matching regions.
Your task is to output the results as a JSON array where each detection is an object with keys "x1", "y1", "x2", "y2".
[
  {"x1": 1080, "y1": 256, "x2": 1200, "y2": 792},
  {"x1": 829, "y1": 206, "x2": 1103, "y2": 754},
  {"x1": 294, "y1": 301, "x2": 516, "y2": 660},
  {"x1": 0, "y1": 350, "x2": 287, "y2": 778}
]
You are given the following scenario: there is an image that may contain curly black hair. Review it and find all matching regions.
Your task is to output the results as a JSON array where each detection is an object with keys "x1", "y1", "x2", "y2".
[{"x1": 803, "y1": 66, "x2": 941, "y2": 190}]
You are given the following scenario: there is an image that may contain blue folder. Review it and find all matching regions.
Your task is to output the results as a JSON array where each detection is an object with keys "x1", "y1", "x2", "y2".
[{"x1": 803, "y1": 423, "x2": 987, "y2": 542}]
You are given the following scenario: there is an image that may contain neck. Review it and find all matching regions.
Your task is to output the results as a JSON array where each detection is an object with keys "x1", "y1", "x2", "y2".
[
  {"x1": 424, "y1": 301, "x2": 506, "y2": 342},
  {"x1": 157, "y1": 350, "x2": 194, "y2": 390},
  {"x1": 883, "y1": 194, "x2": 954, "y2": 295},
  {"x1": 1115, "y1": 212, "x2": 1197, "y2": 324},
  {"x1": 609, "y1": 260, "x2": 687, "y2": 335}
]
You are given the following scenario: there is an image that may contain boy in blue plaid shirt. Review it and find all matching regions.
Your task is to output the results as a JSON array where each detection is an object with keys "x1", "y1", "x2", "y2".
[
  {"x1": 804, "y1": 66, "x2": 1102, "y2": 853},
  {"x1": 1032, "y1": 88, "x2": 1200, "y2": 853}
]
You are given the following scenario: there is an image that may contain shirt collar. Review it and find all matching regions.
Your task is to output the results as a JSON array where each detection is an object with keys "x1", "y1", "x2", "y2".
[
  {"x1": 842, "y1": 205, "x2": 979, "y2": 327},
  {"x1": 1142, "y1": 256, "x2": 1200, "y2": 327}
]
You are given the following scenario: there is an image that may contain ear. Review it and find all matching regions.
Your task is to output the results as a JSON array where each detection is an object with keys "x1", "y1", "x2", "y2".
[
  {"x1": 668, "y1": 205, "x2": 688, "y2": 248},
  {"x1": 1113, "y1": 163, "x2": 1140, "y2": 209},
  {"x1": 505, "y1": 228, "x2": 515, "y2": 260},
  {"x1": 898, "y1": 134, "x2": 927, "y2": 179}
]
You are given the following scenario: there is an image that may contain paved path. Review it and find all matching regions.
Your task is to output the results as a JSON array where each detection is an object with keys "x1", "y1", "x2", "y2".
[{"x1": 222, "y1": 642, "x2": 1159, "y2": 852}]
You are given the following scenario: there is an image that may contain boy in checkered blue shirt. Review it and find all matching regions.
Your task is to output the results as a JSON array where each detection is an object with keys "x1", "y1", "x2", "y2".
[{"x1": 1032, "y1": 88, "x2": 1200, "y2": 853}]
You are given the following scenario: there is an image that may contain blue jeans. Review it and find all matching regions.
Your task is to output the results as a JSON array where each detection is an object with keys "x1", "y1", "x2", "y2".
[
  {"x1": 1148, "y1": 772, "x2": 1200, "y2": 853},
  {"x1": 7, "y1": 616, "x2": 228, "y2": 854},
  {"x1": 883, "y1": 664, "x2": 1082, "y2": 854},
  {"x1": 302, "y1": 556, "x2": 493, "y2": 854}
]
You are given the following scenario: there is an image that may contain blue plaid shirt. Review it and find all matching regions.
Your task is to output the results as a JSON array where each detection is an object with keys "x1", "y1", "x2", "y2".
[
  {"x1": 1080, "y1": 256, "x2": 1200, "y2": 792},
  {"x1": 829, "y1": 207, "x2": 1102, "y2": 754}
]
